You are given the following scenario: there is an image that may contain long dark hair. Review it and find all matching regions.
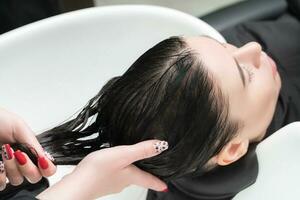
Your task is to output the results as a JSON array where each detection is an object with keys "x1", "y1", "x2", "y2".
[{"x1": 14, "y1": 36, "x2": 240, "y2": 181}]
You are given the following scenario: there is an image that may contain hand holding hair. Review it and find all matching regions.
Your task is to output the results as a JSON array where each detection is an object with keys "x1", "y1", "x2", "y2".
[
  {"x1": 36, "y1": 139, "x2": 169, "y2": 200},
  {"x1": 0, "y1": 107, "x2": 56, "y2": 191}
]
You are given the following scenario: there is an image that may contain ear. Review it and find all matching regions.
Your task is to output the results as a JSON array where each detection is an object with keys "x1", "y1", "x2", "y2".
[{"x1": 215, "y1": 137, "x2": 249, "y2": 166}]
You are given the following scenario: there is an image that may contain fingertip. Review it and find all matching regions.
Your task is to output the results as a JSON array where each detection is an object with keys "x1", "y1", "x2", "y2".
[
  {"x1": 0, "y1": 185, "x2": 6, "y2": 191},
  {"x1": 128, "y1": 140, "x2": 169, "y2": 164},
  {"x1": 12, "y1": 151, "x2": 44, "y2": 183},
  {"x1": 38, "y1": 156, "x2": 48, "y2": 170},
  {"x1": 46, "y1": 161, "x2": 57, "y2": 177},
  {"x1": 149, "y1": 179, "x2": 168, "y2": 192},
  {"x1": 152, "y1": 140, "x2": 168, "y2": 155},
  {"x1": 38, "y1": 156, "x2": 56, "y2": 177},
  {"x1": 127, "y1": 165, "x2": 167, "y2": 192},
  {"x1": 9, "y1": 176, "x2": 24, "y2": 186},
  {"x1": 27, "y1": 175, "x2": 42, "y2": 184},
  {"x1": 138, "y1": 139, "x2": 169, "y2": 156}
]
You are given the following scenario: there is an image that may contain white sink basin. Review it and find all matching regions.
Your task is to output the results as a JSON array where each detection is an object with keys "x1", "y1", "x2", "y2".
[{"x1": 0, "y1": 5, "x2": 224, "y2": 200}]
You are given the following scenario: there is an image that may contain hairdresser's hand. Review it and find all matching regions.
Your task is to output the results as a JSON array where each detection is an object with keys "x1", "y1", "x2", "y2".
[
  {"x1": 0, "y1": 107, "x2": 56, "y2": 191},
  {"x1": 37, "y1": 140, "x2": 168, "y2": 200}
]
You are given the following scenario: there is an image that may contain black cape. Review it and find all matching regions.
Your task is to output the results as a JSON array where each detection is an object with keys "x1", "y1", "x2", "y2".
[{"x1": 147, "y1": 3, "x2": 300, "y2": 200}]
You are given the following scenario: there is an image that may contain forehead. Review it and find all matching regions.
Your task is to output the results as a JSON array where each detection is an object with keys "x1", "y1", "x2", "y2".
[
  {"x1": 185, "y1": 36, "x2": 243, "y2": 95},
  {"x1": 185, "y1": 36, "x2": 248, "y2": 127}
]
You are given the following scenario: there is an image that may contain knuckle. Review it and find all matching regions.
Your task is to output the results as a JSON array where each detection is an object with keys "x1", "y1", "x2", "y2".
[
  {"x1": 0, "y1": 178, "x2": 6, "y2": 189},
  {"x1": 27, "y1": 175, "x2": 42, "y2": 184},
  {"x1": 0, "y1": 175, "x2": 6, "y2": 187},
  {"x1": 41, "y1": 166, "x2": 56, "y2": 178},
  {"x1": 23, "y1": 168, "x2": 33, "y2": 175},
  {"x1": 26, "y1": 167, "x2": 38, "y2": 176},
  {"x1": 47, "y1": 167, "x2": 57, "y2": 176},
  {"x1": 41, "y1": 171, "x2": 53, "y2": 178},
  {"x1": 9, "y1": 176, "x2": 24, "y2": 186},
  {"x1": 0, "y1": 183, "x2": 6, "y2": 191},
  {"x1": 0, "y1": 179, "x2": 6, "y2": 185},
  {"x1": 142, "y1": 144, "x2": 150, "y2": 159}
]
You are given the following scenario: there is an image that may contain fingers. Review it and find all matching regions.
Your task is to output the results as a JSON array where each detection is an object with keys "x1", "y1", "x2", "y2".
[
  {"x1": 123, "y1": 140, "x2": 169, "y2": 166},
  {"x1": 37, "y1": 152, "x2": 57, "y2": 177},
  {"x1": 1, "y1": 144, "x2": 56, "y2": 189},
  {"x1": 1, "y1": 145, "x2": 24, "y2": 186},
  {"x1": 14, "y1": 150, "x2": 42, "y2": 183},
  {"x1": 116, "y1": 140, "x2": 169, "y2": 192},
  {"x1": 12, "y1": 120, "x2": 57, "y2": 177},
  {"x1": 124, "y1": 164, "x2": 167, "y2": 192}
]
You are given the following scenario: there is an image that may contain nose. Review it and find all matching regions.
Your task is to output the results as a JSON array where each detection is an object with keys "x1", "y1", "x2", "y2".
[{"x1": 233, "y1": 42, "x2": 262, "y2": 68}]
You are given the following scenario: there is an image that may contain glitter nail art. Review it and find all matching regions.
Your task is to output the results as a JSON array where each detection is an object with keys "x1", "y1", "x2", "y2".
[
  {"x1": 153, "y1": 141, "x2": 169, "y2": 154},
  {"x1": 44, "y1": 150, "x2": 55, "y2": 162},
  {"x1": 0, "y1": 161, "x2": 4, "y2": 173},
  {"x1": 1, "y1": 144, "x2": 14, "y2": 160}
]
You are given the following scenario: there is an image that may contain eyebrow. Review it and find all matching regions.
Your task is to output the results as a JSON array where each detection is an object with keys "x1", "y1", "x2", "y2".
[{"x1": 203, "y1": 36, "x2": 246, "y2": 87}]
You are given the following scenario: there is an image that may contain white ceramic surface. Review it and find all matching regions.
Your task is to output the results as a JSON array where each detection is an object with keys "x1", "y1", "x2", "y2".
[
  {"x1": 0, "y1": 5, "x2": 225, "y2": 200},
  {"x1": 233, "y1": 122, "x2": 300, "y2": 200}
]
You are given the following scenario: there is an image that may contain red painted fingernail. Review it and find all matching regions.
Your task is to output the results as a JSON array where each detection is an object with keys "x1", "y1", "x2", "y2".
[
  {"x1": 2, "y1": 144, "x2": 14, "y2": 160},
  {"x1": 162, "y1": 188, "x2": 169, "y2": 192},
  {"x1": 14, "y1": 150, "x2": 27, "y2": 165},
  {"x1": 38, "y1": 156, "x2": 49, "y2": 169}
]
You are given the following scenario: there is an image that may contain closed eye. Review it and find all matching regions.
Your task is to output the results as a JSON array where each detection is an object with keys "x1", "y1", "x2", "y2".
[
  {"x1": 205, "y1": 37, "x2": 251, "y2": 87},
  {"x1": 242, "y1": 65, "x2": 254, "y2": 82},
  {"x1": 222, "y1": 43, "x2": 254, "y2": 85}
]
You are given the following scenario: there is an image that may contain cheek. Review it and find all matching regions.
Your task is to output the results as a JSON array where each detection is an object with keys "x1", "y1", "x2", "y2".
[
  {"x1": 246, "y1": 77, "x2": 278, "y2": 126},
  {"x1": 248, "y1": 81, "x2": 276, "y2": 113},
  {"x1": 257, "y1": 58, "x2": 279, "y2": 92},
  {"x1": 253, "y1": 68, "x2": 278, "y2": 101}
]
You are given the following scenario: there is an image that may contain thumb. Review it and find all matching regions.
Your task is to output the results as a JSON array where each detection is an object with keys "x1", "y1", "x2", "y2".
[{"x1": 125, "y1": 164, "x2": 167, "y2": 192}]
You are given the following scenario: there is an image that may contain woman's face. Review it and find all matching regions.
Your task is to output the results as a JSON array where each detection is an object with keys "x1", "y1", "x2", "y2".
[{"x1": 186, "y1": 36, "x2": 281, "y2": 142}]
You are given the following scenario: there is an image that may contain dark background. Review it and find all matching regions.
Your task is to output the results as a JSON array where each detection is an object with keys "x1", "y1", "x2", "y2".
[{"x1": 0, "y1": 0, "x2": 94, "y2": 34}]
